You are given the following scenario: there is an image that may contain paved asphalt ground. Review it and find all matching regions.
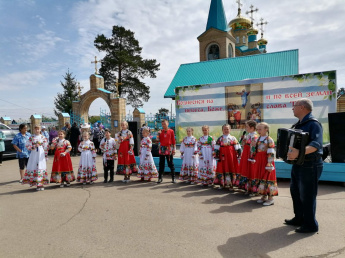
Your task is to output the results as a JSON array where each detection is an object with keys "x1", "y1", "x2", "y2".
[{"x1": 0, "y1": 155, "x2": 345, "y2": 258}]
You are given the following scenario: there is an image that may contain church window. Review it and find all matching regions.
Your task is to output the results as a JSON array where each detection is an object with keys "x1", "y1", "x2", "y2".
[
  {"x1": 243, "y1": 36, "x2": 246, "y2": 44},
  {"x1": 207, "y1": 44, "x2": 220, "y2": 61},
  {"x1": 236, "y1": 37, "x2": 239, "y2": 44},
  {"x1": 228, "y1": 44, "x2": 233, "y2": 58}
]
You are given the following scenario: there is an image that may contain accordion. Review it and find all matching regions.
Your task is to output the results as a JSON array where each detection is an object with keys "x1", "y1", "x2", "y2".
[{"x1": 276, "y1": 128, "x2": 309, "y2": 165}]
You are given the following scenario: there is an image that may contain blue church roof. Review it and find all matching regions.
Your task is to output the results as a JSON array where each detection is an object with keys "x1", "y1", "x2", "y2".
[
  {"x1": 61, "y1": 113, "x2": 70, "y2": 118},
  {"x1": 164, "y1": 49, "x2": 299, "y2": 98},
  {"x1": 206, "y1": 0, "x2": 228, "y2": 32},
  {"x1": 136, "y1": 108, "x2": 145, "y2": 114}
]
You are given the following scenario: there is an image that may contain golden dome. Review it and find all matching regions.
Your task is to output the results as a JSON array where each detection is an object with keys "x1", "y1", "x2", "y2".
[
  {"x1": 247, "y1": 28, "x2": 259, "y2": 36},
  {"x1": 258, "y1": 38, "x2": 268, "y2": 45},
  {"x1": 229, "y1": 15, "x2": 252, "y2": 30}
]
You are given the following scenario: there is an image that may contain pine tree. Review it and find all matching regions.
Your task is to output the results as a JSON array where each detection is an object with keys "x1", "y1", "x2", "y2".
[
  {"x1": 94, "y1": 25, "x2": 160, "y2": 108},
  {"x1": 54, "y1": 70, "x2": 79, "y2": 116}
]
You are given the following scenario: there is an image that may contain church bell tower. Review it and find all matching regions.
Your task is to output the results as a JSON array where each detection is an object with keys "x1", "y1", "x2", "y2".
[{"x1": 197, "y1": 0, "x2": 236, "y2": 62}]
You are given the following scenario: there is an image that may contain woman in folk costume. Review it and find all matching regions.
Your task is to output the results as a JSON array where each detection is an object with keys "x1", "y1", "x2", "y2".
[
  {"x1": 214, "y1": 124, "x2": 241, "y2": 190},
  {"x1": 22, "y1": 125, "x2": 49, "y2": 191},
  {"x1": 115, "y1": 121, "x2": 138, "y2": 183},
  {"x1": 254, "y1": 122, "x2": 278, "y2": 206},
  {"x1": 50, "y1": 130, "x2": 75, "y2": 187},
  {"x1": 99, "y1": 128, "x2": 117, "y2": 183},
  {"x1": 197, "y1": 125, "x2": 216, "y2": 187},
  {"x1": 137, "y1": 126, "x2": 158, "y2": 181},
  {"x1": 238, "y1": 120, "x2": 259, "y2": 193},
  {"x1": 76, "y1": 131, "x2": 98, "y2": 184},
  {"x1": 179, "y1": 127, "x2": 199, "y2": 184}
]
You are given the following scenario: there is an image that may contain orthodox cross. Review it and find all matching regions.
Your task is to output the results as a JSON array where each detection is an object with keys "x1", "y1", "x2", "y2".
[
  {"x1": 246, "y1": 5, "x2": 258, "y2": 27},
  {"x1": 236, "y1": 0, "x2": 243, "y2": 16},
  {"x1": 257, "y1": 18, "x2": 268, "y2": 38},
  {"x1": 91, "y1": 56, "x2": 100, "y2": 74},
  {"x1": 115, "y1": 78, "x2": 123, "y2": 98}
]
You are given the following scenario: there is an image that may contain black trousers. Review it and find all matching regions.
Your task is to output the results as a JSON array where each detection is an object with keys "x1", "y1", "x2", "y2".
[
  {"x1": 158, "y1": 154, "x2": 175, "y2": 179},
  {"x1": 0, "y1": 152, "x2": 3, "y2": 164},
  {"x1": 103, "y1": 160, "x2": 114, "y2": 180},
  {"x1": 70, "y1": 141, "x2": 78, "y2": 156},
  {"x1": 290, "y1": 158, "x2": 323, "y2": 231}
]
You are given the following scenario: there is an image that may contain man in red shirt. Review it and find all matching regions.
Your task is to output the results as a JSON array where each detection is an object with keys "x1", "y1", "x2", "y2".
[{"x1": 157, "y1": 119, "x2": 176, "y2": 183}]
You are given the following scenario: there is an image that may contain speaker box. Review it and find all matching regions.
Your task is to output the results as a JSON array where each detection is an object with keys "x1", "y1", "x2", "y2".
[{"x1": 328, "y1": 112, "x2": 345, "y2": 163}]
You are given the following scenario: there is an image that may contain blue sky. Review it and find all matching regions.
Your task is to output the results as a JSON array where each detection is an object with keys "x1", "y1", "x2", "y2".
[{"x1": 0, "y1": 0, "x2": 344, "y2": 120}]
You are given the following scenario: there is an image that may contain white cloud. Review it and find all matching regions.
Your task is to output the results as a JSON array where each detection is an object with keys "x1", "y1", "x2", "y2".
[{"x1": 0, "y1": 70, "x2": 47, "y2": 92}]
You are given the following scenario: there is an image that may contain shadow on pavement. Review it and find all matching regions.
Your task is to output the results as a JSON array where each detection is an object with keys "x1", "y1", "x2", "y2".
[{"x1": 218, "y1": 225, "x2": 315, "y2": 257}]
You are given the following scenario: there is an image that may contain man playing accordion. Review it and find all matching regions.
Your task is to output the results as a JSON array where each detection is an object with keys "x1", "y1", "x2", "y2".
[{"x1": 285, "y1": 98, "x2": 323, "y2": 233}]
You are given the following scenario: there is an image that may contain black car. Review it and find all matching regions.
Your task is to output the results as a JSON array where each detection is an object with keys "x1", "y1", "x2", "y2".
[{"x1": 0, "y1": 123, "x2": 18, "y2": 157}]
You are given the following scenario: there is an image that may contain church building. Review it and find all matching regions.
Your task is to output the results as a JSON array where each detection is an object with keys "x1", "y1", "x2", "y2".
[{"x1": 164, "y1": 0, "x2": 298, "y2": 99}]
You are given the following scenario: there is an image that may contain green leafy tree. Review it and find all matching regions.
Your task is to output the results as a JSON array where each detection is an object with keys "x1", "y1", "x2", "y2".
[
  {"x1": 54, "y1": 70, "x2": 79, "y2": 116},
  {"x1": 158, "y1": 108, "x2": 169, "y2": 115},
  {"x1": 155, "y1": 107, "x2": 169, "y2": 121},
  {"x1": 89, "y1": 116, "x2": 101, "y2": 125},
  {"x1": 94, "y1": 25, "x2": 160, "y2": 108}
]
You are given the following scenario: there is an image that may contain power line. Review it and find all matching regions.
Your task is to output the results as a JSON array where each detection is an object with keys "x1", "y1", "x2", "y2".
[{"x1": 0, "y1": 98, "x2": 57, "y2": 117}]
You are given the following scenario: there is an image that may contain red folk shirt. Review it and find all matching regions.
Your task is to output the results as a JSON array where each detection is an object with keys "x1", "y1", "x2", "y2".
[{"x1": 158, "y1": 129, "x2": 176, "y2": 155}]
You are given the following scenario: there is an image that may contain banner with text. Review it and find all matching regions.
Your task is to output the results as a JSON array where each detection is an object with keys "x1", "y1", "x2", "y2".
[{"x1": 175, "y1": 71, "x2": 336, "y2": 142}]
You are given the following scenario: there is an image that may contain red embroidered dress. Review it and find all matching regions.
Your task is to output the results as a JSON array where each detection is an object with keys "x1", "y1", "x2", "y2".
[
  {"x1": 214, "y1": 134, "x2": 241, "y2": 188},
  {"x1": 255, "y1": 136, "x2": 278, "y2": 196},
  {"x1": 238, "y1": 132, "x2": 259, "y2": 190},
  {"x1": 115, "y1": 129, "x2": 137, "y2": 175},
  {"x1": 50, "y1": 138, "x2": 75, "y2": 183}
]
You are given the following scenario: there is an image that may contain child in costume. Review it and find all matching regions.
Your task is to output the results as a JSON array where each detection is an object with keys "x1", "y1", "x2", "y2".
[
  {"x1": 22, "y1": 125, "x2": 49, "y2": 191},
  {"x1": 197, "y1": 125, "x2": 216, "y2": 187},
  {"x1": 50, "y1": 130, "x2": 75, "y2": 187},
  {"x1": 99, "y1": 128, "x2": 117, "y2": 183},
  {"x1": 254, "y1": 122, "x2": 278, "y2": 206},
  {"x1": 238, "y1": 120, "x2": 259, "y2": 193},
  {"x1": 179, "y1": 127, "x2": 199, "y2": 184},
  {"x1": 115, "y1": 121, "x2": 137, "y2": 183},
  {"x1": 77, "y1": 131, "x2": 98, "y2": 184},
  {"x1": 214, "y1": 124, "x2": 241, "y2": 190},
  {"x1": 137, "y1": 126, "x2": 158, "y2": 181}
]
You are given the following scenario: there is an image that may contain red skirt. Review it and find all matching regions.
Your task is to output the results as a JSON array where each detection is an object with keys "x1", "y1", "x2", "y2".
[
  {"x1": 256, "y1": 152, "x2": 278, "y2": 196},
  {"x1": 214, "y1": 146, "x2": 239, "y2": 187},
  {"x1": 116, "y1": 140, "x2": 137, "y2": 175},
  {"x1": 50, "y1": 147, "x2": 75, "y2": 183},
  {"x1": 238, "y1": 144, "x2": 254, "y2": 189}
]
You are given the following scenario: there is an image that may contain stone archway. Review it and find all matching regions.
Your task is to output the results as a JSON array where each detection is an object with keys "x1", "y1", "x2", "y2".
[{"x1": 72, "y1": 74, "x2": 126, "y2": 135}]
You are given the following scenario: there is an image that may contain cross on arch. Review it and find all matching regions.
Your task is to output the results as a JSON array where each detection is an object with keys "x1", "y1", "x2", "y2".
[{"x1": 91, "y1": 56, "x2": 100, "y2": 74}]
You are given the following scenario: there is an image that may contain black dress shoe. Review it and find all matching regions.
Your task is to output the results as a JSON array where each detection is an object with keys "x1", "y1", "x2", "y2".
[
  {"x1": 171, "y1": 178, "x2": 176, "y2": 183},
  {"x1": 295, "y1": 227, "x2": 318, "y2": 233},
  {"x1": 284, "y1": 218, "x2": 302, "y2": 226},
  {"x1": 157, "y1": 178, "x2": 163, "y2": 184},
  {"x1": 103, "y1": 179, "x2": 108, "y2": 183},
  {"x1": 108, "y1": 179, "x2": 113, "y2": 183}
]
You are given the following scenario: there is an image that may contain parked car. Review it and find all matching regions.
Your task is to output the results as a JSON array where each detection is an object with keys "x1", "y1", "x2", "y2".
[{"x1": 0, "y1": 123, "x2": 18, "y2": 157}]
